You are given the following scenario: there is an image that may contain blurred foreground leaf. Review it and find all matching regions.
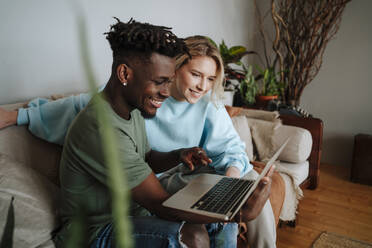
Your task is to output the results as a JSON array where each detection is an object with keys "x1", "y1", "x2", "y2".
[
  {"x1": 67, "y1": 4, "x2": 133, "y2": 248},
  {"x1": 64, "y1": 207, "x2": 88, "y2": 248},
  {"x1": 0, "y1": 197, "x2": 14, "y2": 248}
]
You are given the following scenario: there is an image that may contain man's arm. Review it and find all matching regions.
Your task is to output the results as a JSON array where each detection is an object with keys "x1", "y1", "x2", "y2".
[
  {"x1": 131, "y1": 172, "x2": 225, "y2": 223},
  {"x1": 0, "y1": 108, "x2": 17, "y2": 129},
  {"x1": 145, "y1": 147, "x2": 212, "y2": 173}
]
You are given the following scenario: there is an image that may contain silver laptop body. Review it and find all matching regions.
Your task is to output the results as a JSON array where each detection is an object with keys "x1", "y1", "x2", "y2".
[{"x1": 162, "y1": 138, "x2": 290, "y2": 221}]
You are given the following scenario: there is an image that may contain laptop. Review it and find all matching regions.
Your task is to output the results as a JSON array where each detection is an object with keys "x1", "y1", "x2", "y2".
[{"x1": 162, "y1": 138, "x2": 290, "y2": 221}]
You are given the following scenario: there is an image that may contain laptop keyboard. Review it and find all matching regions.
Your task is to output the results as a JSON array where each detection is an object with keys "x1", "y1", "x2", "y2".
[{"x1": 191, "y1": 177, "x2": 253, "y2": 215}]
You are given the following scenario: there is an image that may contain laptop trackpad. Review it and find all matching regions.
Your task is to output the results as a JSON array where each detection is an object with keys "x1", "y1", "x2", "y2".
[
  {"x1": 185, "y1": 183, "x2": 214, "y2": 196},
  {"x1": 183, "y1": 174, "x2": 220, "y2": 196}
]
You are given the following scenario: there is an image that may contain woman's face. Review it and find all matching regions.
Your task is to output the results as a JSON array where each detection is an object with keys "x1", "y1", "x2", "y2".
[{"x1": 171, "y1": 56, "x2": 217, "y2": 104}]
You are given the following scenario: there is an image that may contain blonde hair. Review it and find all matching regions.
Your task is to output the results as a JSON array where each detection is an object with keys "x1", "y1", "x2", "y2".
[{"x1": 175, "y1": 36, "x2": 225, "y2": 102}]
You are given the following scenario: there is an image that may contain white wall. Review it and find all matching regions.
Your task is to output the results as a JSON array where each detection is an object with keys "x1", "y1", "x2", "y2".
[
  {"x1": 2, "y1": 0, "x2": 370, "y2": 168},
  {"x1": 251, "y1": 0, "x2": 372, "y2": 167},
  {"x1": 0, "y1": 0, "x2": 254, "y2": 104},
  {"x1": 301, "y1": 0, "x2": 372, "y2": 167}
]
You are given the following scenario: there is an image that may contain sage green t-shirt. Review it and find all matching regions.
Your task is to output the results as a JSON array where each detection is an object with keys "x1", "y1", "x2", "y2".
[{"x1": 55, "y1": 94, "x2": 152, "y2": 246}]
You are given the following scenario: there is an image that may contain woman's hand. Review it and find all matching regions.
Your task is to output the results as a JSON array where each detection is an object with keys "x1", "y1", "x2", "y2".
[
  {"x1": 0, "y1": 108, "x2": 18, "y2": 130},
  {"x1": 179, "y1": 147, "x2": 212, "y2": 171}
]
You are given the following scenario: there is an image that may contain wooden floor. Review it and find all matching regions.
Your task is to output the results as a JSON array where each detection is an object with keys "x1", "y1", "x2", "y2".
[{"x1": 276, "y1": 163, "x2": 372, "y2": 248}]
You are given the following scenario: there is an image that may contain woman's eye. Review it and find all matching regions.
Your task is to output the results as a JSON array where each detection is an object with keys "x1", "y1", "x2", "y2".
[
  {"x1": 191, "y1": 72, "x2": 200, "y2": 77},
  {"x1": 208, "y1": 78, "x2": 215, "y2": 82}
]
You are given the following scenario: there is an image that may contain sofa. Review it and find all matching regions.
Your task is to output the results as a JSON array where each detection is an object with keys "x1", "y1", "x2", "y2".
[{"x1": 0, "y1": 100, "x2": 321, "y2": 247}]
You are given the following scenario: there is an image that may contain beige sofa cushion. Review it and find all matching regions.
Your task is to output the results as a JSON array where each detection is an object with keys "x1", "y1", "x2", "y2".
[
  {"x1": 0, "y1": 153, "x2": 60, "y2": 248},
  {"x1": 243, "y1": 118, "x2": 312, "y2": 163},
  {"x1": 231, "y1": 115, "x2": 254, "y2": 160},
  {"x1": 273, "y1": 125, "x2": 312, "y2": 163}
]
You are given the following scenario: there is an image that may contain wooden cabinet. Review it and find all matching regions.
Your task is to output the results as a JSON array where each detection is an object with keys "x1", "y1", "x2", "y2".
[{"x1": 351, "y1": 134, "x2": 372, "y2": 185}]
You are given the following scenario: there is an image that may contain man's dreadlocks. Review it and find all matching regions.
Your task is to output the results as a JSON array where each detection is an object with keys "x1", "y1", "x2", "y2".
[{"x1": 105, "y1": 18, "x2": 188, "y2": 64}]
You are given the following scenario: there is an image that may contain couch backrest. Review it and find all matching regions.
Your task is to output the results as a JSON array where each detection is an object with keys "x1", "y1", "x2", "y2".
[
  {"x1": 227, "y1": 106, "x2": 312, "y2": 163},
  {"x1": 0, "y1": 103, "x2": 61, "y2": 186}
]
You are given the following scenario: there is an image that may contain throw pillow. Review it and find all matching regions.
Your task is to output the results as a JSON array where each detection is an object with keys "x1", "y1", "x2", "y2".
[{"x1": 231, "y1": 115, "x2": 254, "y2": 160}]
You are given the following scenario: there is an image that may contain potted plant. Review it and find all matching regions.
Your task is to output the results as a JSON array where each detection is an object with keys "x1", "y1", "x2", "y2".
[
  {"x1": 254, "y1": 0, "x2": 351, "y2": 107},
  {"x1": 254, "y1": 65, "x2": 285, "y2": 109},
  {"x1": 209, "y1": 38, "x2": 284, "y2": 108},
  {"x1": 208, "y1": 38, "x2": 256, "y2": 106},
  {"x1": 239, "y1": 65, "x2": 257, "y2": 106}
]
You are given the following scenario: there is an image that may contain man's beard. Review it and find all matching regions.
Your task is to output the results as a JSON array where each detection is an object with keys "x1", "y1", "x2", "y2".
[{"x1": 141, "y1": 111, "x2": 156, "y2": 119}]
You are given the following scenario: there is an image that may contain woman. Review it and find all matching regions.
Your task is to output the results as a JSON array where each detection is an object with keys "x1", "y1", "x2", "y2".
[{"x1": 0, "y1": 36, "x2": 276, "y2": 247}]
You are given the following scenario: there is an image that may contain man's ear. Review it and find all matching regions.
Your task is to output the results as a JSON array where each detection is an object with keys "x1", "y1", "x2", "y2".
[{"x1": 117, "y1": 64, "x2": 133, "y2": 85}]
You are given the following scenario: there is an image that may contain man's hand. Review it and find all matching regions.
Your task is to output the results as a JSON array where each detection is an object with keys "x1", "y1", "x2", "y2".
[
  {"x1": 179, "y1": 147, "x2": 212, "y2": 171},
  {"x1": 225, "y1": 166, "x2": 241, "y2": 178},
  {"x1": 0, "y1": 108, "x2": 18, "y2": 130},
  {"x1": 240, "y1": 165, "x2": 275, "y2": 222}
]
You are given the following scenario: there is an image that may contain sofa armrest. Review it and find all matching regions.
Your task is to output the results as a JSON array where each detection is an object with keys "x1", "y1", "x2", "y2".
[
  {"x1": 225, "y1": 106, "x2": 323, "y2": 190},
  {"x1": 280, "y1": 114, "x2": 323, "y2": 190}
]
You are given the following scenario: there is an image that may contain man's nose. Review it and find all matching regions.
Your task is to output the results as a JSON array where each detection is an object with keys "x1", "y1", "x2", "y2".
[{"x1": 159, "y1": 83, "x2": 170, "y2": 98}]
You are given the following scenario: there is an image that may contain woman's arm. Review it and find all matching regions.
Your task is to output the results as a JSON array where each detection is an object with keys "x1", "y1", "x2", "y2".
[
  {"x1": 0, "y1": 108, "x2": 17, "y2": 129},
  {"x1": 0, "y1": 94, "x2": 92, "y2": 143},
  {"x1": 201, "y1": 104, "x2": 252, "y2": 177},
  {"x1": 0, "y1": 94, "x2": 91, "y2": 144},
  {"x1": 16, "y1": 93, "x2": 93, "y2": 145}
]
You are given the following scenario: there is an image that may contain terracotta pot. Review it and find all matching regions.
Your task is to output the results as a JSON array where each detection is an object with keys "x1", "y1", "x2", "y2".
[{"x1": 255, "y1": 95, "x2": 278, "y2": 109}]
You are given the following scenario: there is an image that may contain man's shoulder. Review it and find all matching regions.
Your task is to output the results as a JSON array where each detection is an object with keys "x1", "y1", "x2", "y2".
[
  {"x1": 65, "y1": 99, "x2": 100, "y2": 140},
  {"x1": 70, "y1": 95, "x2": 116, "y2": 129}
]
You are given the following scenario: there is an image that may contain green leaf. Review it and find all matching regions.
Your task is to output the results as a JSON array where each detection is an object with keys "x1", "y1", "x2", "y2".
[
  {"x1": 206, "y1": 37, "x2": 218, "y2": 48},
  {"x1": 63, "y1": 207, "x2": 88, "y2": 248},
  {"x1": 219, "y1": 40, "x2": 229, "y2": 54},
  {"x1": 239, "y1": 65, "x2": 258, "y2": 105},
  {"x1": 255, "y1": 64, "x2": 264, "y2": 74},
  {"x1": 229, "y1": 46, "x2": 246, "y2": 56},
  {"x1": 0, "y1": 197, "x2": 14, "y2": 248},
  {"x1": 263, "y1": 69, "x2": 269, "y2": 82},
  {"x1": 75, "y1": 12, "x2": 133, "y2": 248}
]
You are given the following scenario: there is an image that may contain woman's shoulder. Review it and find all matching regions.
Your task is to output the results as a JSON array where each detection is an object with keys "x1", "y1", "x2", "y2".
[{"x1": 202, "y1": 96, "x2": 226, "y2": 115}]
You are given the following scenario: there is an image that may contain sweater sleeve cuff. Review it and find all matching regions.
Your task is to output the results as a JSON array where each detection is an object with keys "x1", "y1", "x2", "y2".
[
  {"x1": 227, "y1": 162, "x2": 244, "y2": 176},
  {"x1": 227, "y1": 161, "x2": 253, "y2": 177},
  {"x1": 17, "y1": 108, "x2": 29, "y2": 125}
]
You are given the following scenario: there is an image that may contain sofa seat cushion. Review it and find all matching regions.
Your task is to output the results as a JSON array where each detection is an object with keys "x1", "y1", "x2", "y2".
[
  {"x1": 277, "y1": 160, "x2": 309, "y2": 186},
  {"x1": 0, "y1": 153, "x2": 60, "y2": 248}
]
